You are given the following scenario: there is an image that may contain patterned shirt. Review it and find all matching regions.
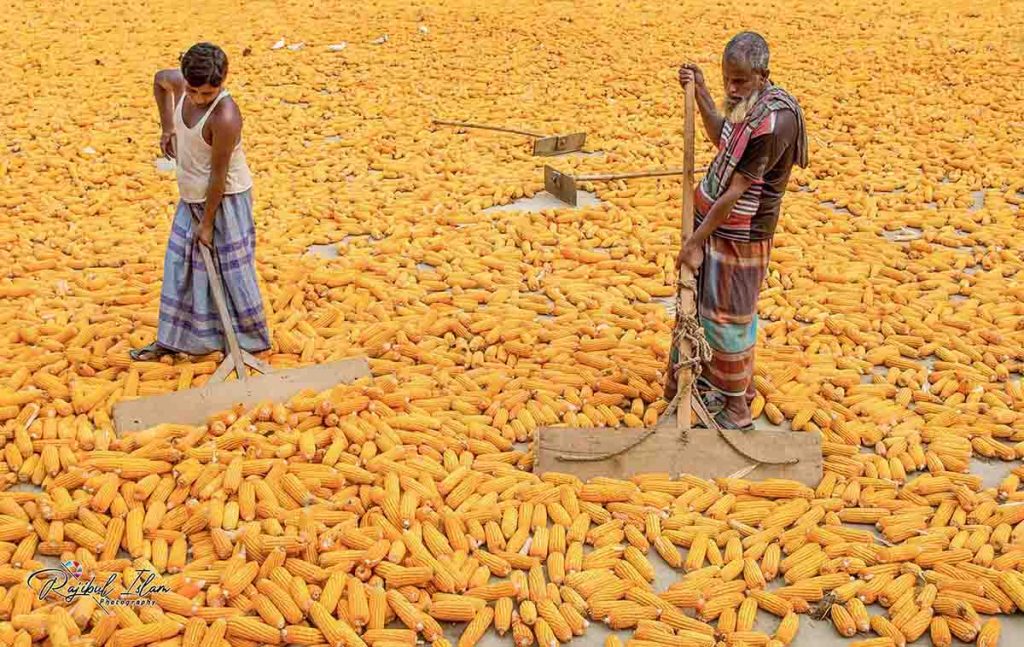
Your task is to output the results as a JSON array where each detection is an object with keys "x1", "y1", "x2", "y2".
[{"x1": 695, "y1": 107, "x2": 800, "y2": 242}]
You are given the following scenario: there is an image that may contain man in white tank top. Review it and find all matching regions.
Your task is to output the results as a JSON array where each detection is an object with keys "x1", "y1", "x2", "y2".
[{"x1": 131, "y1": 43, "x2": 270, "y2": 361}]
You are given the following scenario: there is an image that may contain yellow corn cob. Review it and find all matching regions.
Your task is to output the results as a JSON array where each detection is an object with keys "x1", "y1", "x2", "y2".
[
  {"x1": 256, "y1": 579, "x2": 304, "y2": 623},
  {"x1": 715, "y1": 608, "x2": 736, "y2": 636},
  {"x1": 896, "y1": 607, "x2": 933, "y2": 643},
  {"x1": 458, "y1": 606, "x2": 494, "y2": 647},
  {"x1": 735, "y1": 596, "x2": 757, "y2": 632},
  {"x1": 773, "y1": 611, "x2": 799, "y2": 646},
  {"x1": 743, "y1": 559, "x2": 767, "y2": 590},
  {"x1": 946, "y1": 616, "x2": 979, "y2": 643},
  {"x1": 997, "y1": 571, "x2": 1024, "y2": 611},
  {"x1": 430, "y1": 594, "x2": 485, "y2": 622},
  {"x1": 974, "y1": 618, "x2": 1000, "y2": 647},
  {"x1": 519, "y1": 600, "x2": 538, "y2": 625},
  {"x1": 224, "y1": 618, "x2": 281, "y2": 645},
  {"x1": 648, "y1": 535, "x2": 680, "y2": 569},
  {"x1": 109, "y1": 621, "x2": 183, "y2": 647},
  {"x1": 685, "y1": 533, "x2": 709, "y2": 573}
]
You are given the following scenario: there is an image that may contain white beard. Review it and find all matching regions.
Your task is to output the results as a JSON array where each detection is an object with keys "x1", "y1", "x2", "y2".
[{"x1": 722, "y1": 90, "x2": 761, "y2": 124}]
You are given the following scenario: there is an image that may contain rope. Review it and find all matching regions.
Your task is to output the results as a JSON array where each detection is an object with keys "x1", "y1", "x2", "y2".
[
  {"x1": 673, "y1": 272, "x2": 797, "y2": 467},
  {"x1": 552, "y1": 426, "x2": 659, "y2": 463},
  {"x1": 693, "y1": 391, "x2": 799, "y2": 467},
  {"x1": 668, "y1": 276, "x2": 713, "y2": 383},
  {"x1": 553, "y1": 272, "x2": 799, "y2": 468},
  {"x1": 554, "y1": 295, "x2": 707, "y2": 463}
]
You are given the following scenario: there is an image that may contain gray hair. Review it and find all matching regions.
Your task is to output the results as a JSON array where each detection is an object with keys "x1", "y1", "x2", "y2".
[{"x1": 723, "y1": 32, "x2": 770, "y2": 73}]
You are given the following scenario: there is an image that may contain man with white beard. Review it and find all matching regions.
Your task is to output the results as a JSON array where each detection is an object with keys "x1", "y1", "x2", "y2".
[{"x1": 666, "y1": 32, "x2": 809, "y2": 431}]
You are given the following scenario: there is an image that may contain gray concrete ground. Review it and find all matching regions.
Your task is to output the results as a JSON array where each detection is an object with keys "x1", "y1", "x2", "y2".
[{"x1": 307, "y1": 241, "x2": 345, "y2": 258}]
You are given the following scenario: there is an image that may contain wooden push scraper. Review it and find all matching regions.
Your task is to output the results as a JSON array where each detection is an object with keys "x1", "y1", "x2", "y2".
[
  {"x1": 544, "y1": 166, "x2": 683, "y2": 207},
  {"x1": 534, "y1": 81, "x2": 822, "y2": 486},
  {"x1": 113, "y1": 214, "x2": 372, "y2": 434},
  {"x1": 432, "y1": 119, "x2": 587, "y2": 156}
]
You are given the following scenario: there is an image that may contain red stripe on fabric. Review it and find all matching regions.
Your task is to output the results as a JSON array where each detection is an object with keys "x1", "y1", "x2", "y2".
[
  {"x1": 695, "y1": 188, "x2": 715, "y2": 216},
  {"x1": 703, "y1": 349, "x2": 755, "y2": 396}
]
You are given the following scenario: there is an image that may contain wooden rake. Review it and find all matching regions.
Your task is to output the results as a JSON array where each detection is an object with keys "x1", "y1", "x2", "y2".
[
  {"x1": 113, "y1": 214, "x2": 372, "y2": 433},
  {"x1": 432, "y1": 119, "x2": 587, "y2": 156}
]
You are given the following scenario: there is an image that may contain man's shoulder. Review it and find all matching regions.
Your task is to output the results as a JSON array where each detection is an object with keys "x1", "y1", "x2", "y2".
[
  {"x1": 766, "y1": 106, "x2": 798, "y2": 141},
  {"x1": 208, "y1": 96, "x2": 243, "y2": 132}
]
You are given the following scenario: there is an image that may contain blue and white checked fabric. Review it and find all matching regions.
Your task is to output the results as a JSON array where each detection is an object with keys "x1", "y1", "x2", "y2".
[{"x1": 157, "y1": 190, "x2": 271, "y2": 355}]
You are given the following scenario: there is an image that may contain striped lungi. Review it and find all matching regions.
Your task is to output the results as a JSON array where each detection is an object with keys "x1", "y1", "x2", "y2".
[
  {"x1": 156, "y1": 190, "x2": 271, "y2": 355},
  {"x1": 696, "y1": 235, "x2": 772, "y2": 397}
]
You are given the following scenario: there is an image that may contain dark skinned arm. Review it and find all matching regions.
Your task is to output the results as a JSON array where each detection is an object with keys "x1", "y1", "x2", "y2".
[
  {"x1": 197, "y1": 102, "x2": 243, "y2": 248},
  {"x1": 677, "y1": 172, "x2": 754, "y2": 270},
  {"x1": 153, "y1": 69, "x2": 184, "y2": 158},
  {"x1": 678, "y1": 64, "x2": 725, "y2": 144},
  {"x1": 694, "y1": 83, "x2": 725, "y2": 144}
]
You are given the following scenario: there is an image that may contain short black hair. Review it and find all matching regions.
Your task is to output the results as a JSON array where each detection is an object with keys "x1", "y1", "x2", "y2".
[
  {"x1": 723, "y1": 32, "x2": 770, "y2": 73},
  {"x1": 180, "y1": 42, "x2": 228, "y2": 88}
]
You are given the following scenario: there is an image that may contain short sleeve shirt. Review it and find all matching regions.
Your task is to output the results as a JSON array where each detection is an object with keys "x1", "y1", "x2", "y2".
[{"x1": 731, "y1": 108, "x2": 800, "y2": 240}]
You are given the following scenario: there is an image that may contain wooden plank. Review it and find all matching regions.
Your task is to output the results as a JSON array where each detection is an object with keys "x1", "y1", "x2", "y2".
[
  {"x1": 544, "y1": 165, "x2": 578, "y2": 206},
  {"x1": 113, "y1": 356, "x2": 371, "y2": 433},
  {"x1": 242, "y1": 351, "x2": 274, "y2": 375},
  {"x1": 536, "y1": 420, "x2": 822, "y2": 486},
  {"x1": 677, "y1": 425, "x2": 822, "y2": 486},
  {"x1": 682, "y1": 82, "x2": 695, "y2": 242},
  {"x1": 536, "y1": 426, "x2": 688, "y2": 482},
  {"x1": 208, "y1": 353, "x2": 236, "y2": 385}
]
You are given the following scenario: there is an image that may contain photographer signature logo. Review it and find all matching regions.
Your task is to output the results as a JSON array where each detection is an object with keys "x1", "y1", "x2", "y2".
[{"x1": 27, "y1": 560, "x2": 170, "y2": 612}]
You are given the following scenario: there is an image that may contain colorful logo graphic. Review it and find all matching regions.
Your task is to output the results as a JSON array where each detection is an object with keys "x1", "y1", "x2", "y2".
[{"x1": 62, "y1": 560, "x2": 84, "y2": 579}]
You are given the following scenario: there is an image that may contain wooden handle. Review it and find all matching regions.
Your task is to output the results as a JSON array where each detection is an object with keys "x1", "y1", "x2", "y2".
[
  {"x1": 431, "y1": 119, "x2": 542, "y2": 139},
  {"x1": 576, "y1": 169, "x2": 684, "y2": 182},
  {"x1": 683, "y1": 81, "x2": 695, "y2": 238},
  {"x1": 196, "y1": 230, "x2": 247, "y2": 382},
  {"x1": 675, "y1": 81, "x2": 697, "y2": 432}
]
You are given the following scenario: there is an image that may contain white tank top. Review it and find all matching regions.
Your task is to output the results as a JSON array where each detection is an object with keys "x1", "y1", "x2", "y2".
[{"x1": 173, "y1": 90, "x2": 253, "y2": 203}]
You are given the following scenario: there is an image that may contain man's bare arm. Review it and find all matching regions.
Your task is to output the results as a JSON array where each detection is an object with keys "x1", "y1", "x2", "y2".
[
  {"x1": 154, "y1": 69, "x2": 184, "y2": 158},
  {"x1": 198, "y1": 102, "x2": 243, "y2": 247},
  {"x1": 677, "y1": 172, "x2": 754, "y2": 270},
  {"x1": 679, "y1": 64, "x2": 725, "y2": 144},
  {"x1": 694, "y1": 84, "x2": 725, "y2": 144},
  {"x1": 689, "y1": 173, "x2": 754, "y2": 248}
]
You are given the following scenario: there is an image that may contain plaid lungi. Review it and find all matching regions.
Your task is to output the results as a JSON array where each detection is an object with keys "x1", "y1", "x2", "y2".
[
  {"x1": 157, "y1": 190, "x2": 271, "y2": 355},
  {"x1": 696, "y1": 235, "x2": 772, "y2": 397}
]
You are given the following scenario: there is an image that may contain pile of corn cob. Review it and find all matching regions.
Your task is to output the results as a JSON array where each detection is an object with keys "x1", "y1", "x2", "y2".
[{"x1": 0, "y1": 374, "x2": 1022, "y2": 647}]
